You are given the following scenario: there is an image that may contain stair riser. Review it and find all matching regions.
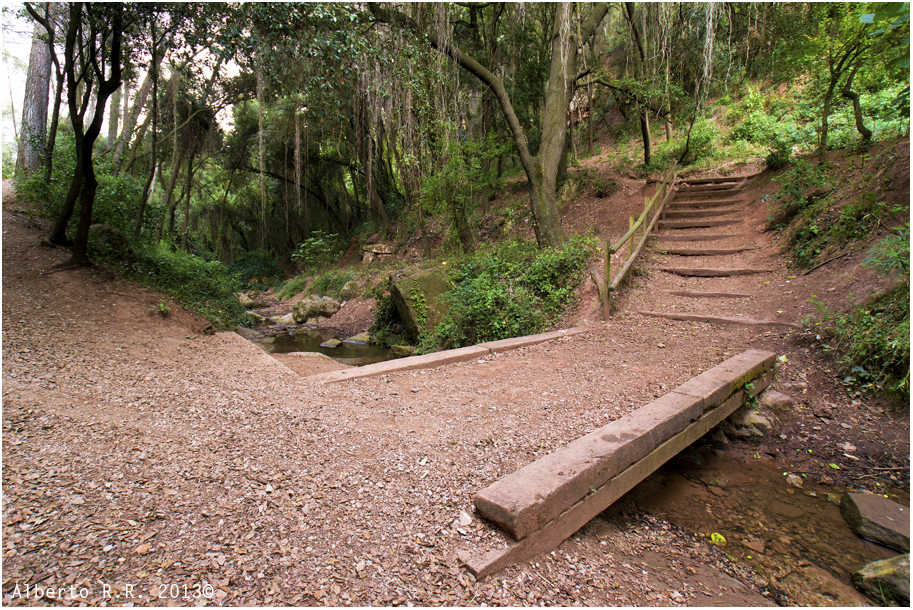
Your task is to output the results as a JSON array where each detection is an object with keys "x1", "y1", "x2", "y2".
[
  {"x1": 664, "y1": 209, "x2": 741, "y2": 219},
  {"x1": 669, "y1": 199, "x2": 743, "y2": 208},
  {"x1": 658, "y1": 219, "x2": 742, "y2": 229}
]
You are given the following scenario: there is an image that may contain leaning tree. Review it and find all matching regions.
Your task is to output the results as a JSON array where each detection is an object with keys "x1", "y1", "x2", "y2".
[{"x1": 369, "y1": 2, "x2": 609, "y2": 248}]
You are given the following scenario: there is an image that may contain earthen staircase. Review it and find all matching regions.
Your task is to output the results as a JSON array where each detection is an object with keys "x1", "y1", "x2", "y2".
[{"x1": 634, "y1": 173, "x2": 797, "y2": 328}]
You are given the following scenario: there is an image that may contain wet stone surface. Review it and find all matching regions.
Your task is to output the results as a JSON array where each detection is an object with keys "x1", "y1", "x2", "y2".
[{"x1": 629, "y1": 442, "x2": 908, "y2": 606}]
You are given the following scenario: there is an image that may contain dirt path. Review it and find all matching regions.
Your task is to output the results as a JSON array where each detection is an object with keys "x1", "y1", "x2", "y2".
[{"x1": 2, "y1": 174, "x2": 908, "y2": 607}]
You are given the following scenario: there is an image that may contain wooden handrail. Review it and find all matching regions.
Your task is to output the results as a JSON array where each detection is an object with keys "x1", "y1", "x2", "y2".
[
  {"x1": 608, "y1": 162, "x2": 677, "y2": 255},
  {"x1": 602, "y1": 162, "x2": 678, "y2": 319}
]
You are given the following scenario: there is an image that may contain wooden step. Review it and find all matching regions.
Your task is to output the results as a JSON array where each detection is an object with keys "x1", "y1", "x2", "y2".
[
  {"x1": 654, "y1": 233, "x2": 746, "y2": 242},
  {"x1": 663, "y1": 208, "x2": 742, "y2": 220},
  {"x1": 677, "y1": 183, "x2": 744, "y2": 194},
  {"x1": 658, "y1": 267, "x2": 776, "y2": 277},
  {"x1": 638, "y1": 310, "x2": 799, "y2": 328},
  {"x1": 679, "y1": 176, "x2": 748, "y2": 185},
  {"x1": 669, "y1": 198, "x2": 743, "y2": 208},
  {"x1": 659, "y1": 247, "x2": 753, "y2": 256},
  {"x1": 657, "y1": 219, "x2": 742, "y2": 230},
  {"x1": 663, "y1": 290, "x2": 753, "y2": 298}
]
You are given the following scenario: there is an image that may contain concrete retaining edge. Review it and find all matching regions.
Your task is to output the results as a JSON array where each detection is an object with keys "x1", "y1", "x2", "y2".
[{"x1": 304, "y1": 327, "x2": 589, "y2": 384}]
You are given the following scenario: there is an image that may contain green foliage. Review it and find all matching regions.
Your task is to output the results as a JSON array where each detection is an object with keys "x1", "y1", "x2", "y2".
[
  {"x1": 13, "y1": 129, "x2": 148, "y2": 236},
  {"x1": 421, "y1": 237, "x2": 594, "y2": 351},
  {"x1": 651, "y1": 119, "x2": 720, "y2": 169},
  {"x1": 310, "y1": 270, "x2": 354, "y2": 299},
  {"x1": 791, "y1": 194, "x2": 896, "y2": 268},
  {"x1": 291, "y1": 231, "x2": 343, "y2": 271},
  {"x1": 122, "y1": 242, "x2": 252, "y2": 328},
  {"x1": 682, "y1": 119, "x2": 719, "y2": 164},
  {"x1": 277, "y1": 275, "x2": 311, "y2": 301},
  {"x1": 151, "y1": 301, "x2": 171, "y2": 317},
  {"x1": 593, "y1": 176, "x2": 618, "y2": 198},
  {"x1": 866, "y1": 225, "x2": 910, "y2": 275},
  {"x1": 768, "y1": 159, "x2": 896, "y2": 266},
  {"x1": 862, "y1": 3, "x2": 911, "y2": 115},
  {"x1": 418, "y1": 133, "x2": 510, "y2": 247},
  {"x1": 226, "y1": 250, "x2": 284, "y2": 290},
  {"x1": 774, "y1": 160, "x2": 833, "y2": 207},
  {"x1": 369, "y1": 287, "x2": 407, "y2": 348},
  {"x1": 277, "y1": 269, "x2": 354, "y2": 301},
  {"x1": 410, "y1": 289, "x2": 428, "y2": 329},
  {"x1": 2, "y1": 146, "x2": 15, "y2": 177},
  {"x1": 811, "y1": 285, "x2": 910, "y2": 405},
  {"x1": 765, "y1": 138, "x2": 793, "y2": 169}
]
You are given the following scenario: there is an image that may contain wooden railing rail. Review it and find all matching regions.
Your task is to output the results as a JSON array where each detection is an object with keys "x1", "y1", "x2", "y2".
[{"x1": 601, "y1": 162, "x2": 678, "y2": 319}]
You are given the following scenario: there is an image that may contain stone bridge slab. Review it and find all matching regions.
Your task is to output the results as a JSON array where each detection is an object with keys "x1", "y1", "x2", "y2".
[{"x1": 471, "y1": 349, "x2": 776, "y2": 543}]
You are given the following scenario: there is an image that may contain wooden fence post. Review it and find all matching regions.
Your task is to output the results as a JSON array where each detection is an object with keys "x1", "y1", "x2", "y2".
[
  {"x1": 603, "y1": 240, "x2": 611, "y2": 321},
  {"x1": 628, "y1": 216, "x2": 635, "y2": 258}
]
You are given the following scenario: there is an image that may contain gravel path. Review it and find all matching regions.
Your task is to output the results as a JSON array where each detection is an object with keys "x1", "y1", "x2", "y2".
[
  {"x1": 1, "y1": 186, "x2": 778, "y2": 605},
  {"x1": 3, "y1": 164, "x2": 907, "y2": 606}
]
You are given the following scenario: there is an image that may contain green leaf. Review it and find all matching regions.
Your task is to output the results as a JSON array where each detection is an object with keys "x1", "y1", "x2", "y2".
[
  {"x1": 829, "y1": 463, "x2": 841, "y2": 470},
  {"x1": 709, "y1": 533, "x2": 727, "y2": 547}
]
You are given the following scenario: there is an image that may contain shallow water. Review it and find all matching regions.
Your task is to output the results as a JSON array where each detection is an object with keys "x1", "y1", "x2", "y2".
[
  {"x1": 629, "y1": 446, "x2": 906, "y2": 605},
  {"x1": 254, "y1": 326, "x2": 392, "y2": 366}
]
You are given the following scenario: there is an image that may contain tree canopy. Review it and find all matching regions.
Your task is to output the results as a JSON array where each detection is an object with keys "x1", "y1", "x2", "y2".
[{"x1": 8, "y1": 1, "x2": 908, "y2": 273}]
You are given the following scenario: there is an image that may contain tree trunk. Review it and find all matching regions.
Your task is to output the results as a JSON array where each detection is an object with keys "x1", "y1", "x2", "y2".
[
  {"x1": 133, "y1": 19, "x2": 158, "y2": 240},
  {"x1": 819, "y1": 84, "x2": 835, "y2": 164},
  {"x1": 71, "y1": 57, "x2": 123, "y2": 263},
  {"x1": 587, "y1": 81, "x2": 594, "y2": 155},
  {"x1": 107, "y1": 86, "x2": 121, "y2": 149},
  {"x1": 44, "y1": 67, "x2": 64, "y2": 183},
  {"x1": 154, "y1": 146, "x2": 186, "y2": 241},
  {"x1": 49, "y1": 154, "x2": 82, "y2": 246},
  {"x1": 16, "y1": 16, "x2": 52, "y2": 177},
  {"x1": 180, "y1": 149, "x2": 198, "y2": 251},
  {"x1": 450, "y1": 194, "x2": 475, "y2": 254},
  {"x1": 842, "y1": 64, "x2": 872, "y2": 143},
  {"x1": 366, "y1": 2, "x2": 609, "y2": 248},
  {"x1": 479, "y1": 91, "x2": 493, "y2": 214},
  {"x1": 112, "y1": 49, "x2": 167, "y2": 173},
  {"x1": 171, "y1": 148, "x2": 195, "y2": 240},
  {"x1": 640, "y1": 112, "x2": 652, "y2": 165},
  {"x1": 48, "y1": 5, "x2": 85, "y2": 247}
]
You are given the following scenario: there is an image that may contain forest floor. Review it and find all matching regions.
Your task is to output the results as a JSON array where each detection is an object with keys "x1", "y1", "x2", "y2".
[{"x1": 1, "y1": 140, "x2": 909, "y2": 608}]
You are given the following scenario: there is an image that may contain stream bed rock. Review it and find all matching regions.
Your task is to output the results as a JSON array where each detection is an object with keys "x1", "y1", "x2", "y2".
[
  {"x1": 389, "y1": 267, "x2": 450, "y2": 341},
  {"x1": 852, "y1": 554, "x2": 910, "y2": 605},
  {"x1": 841, "y1": 492, "x2": 910, "y2": 552},
  {"x1": 292, "y1": 296, "x2": 341, "y2": 323}
]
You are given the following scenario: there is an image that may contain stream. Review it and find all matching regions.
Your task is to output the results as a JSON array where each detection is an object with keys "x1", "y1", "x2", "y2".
[
  {"x1": 250, "y1": 325, "x2": 393, "y2": 366},
  {"x1": 627, "y1": 445, "x2": 907, "y2": 606}
]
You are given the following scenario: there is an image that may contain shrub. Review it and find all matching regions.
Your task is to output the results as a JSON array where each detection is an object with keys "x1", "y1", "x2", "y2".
[
  {"x1": 812, "y1": 285, "x2": 910, "y2": 405},
  {"x1": 310, "y1": 270, "x2": 354, "y2": 299},
  {"x1": 423, "y1": 237, "x2": 594, "y2": 350},
  {"x1": 291, "y1": 231, "x2": 343, "y2": 271},
  {"x1": 122, "y1": 242, "x2": 252, "y2": 328},
  {"x1": 2, "y1": 146, "x2": 15, "y2": 177},
  {"x1": 593, "y1": 176, "x2": 618, "y2": 198},
  {"x1": 277, "y1": 275, "x2": 310, "y2": 301},
  {"x1": 866, "y1": 225, "x2": 910, "y2": 276},
  {"x1": 766, "y1": 138, "x2": 792, "y2": 169},
  {"x1": 226, "y1": 250, "x2": 284, "y2": 290}
]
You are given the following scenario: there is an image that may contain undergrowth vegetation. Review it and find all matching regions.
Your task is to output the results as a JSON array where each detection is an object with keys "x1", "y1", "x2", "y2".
[
  {"x1": 811, "y1": 282, "x2": 910, "y2": 406},
  {"x1": 417, "y1": 237, "x2": 594, "y2": 352},
  {"x1": 770, "y1": 148, "x2": 911, "y2": 406},
  {"x1": 118, "y1": 242, "x2": 253, "y2": 328}
]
